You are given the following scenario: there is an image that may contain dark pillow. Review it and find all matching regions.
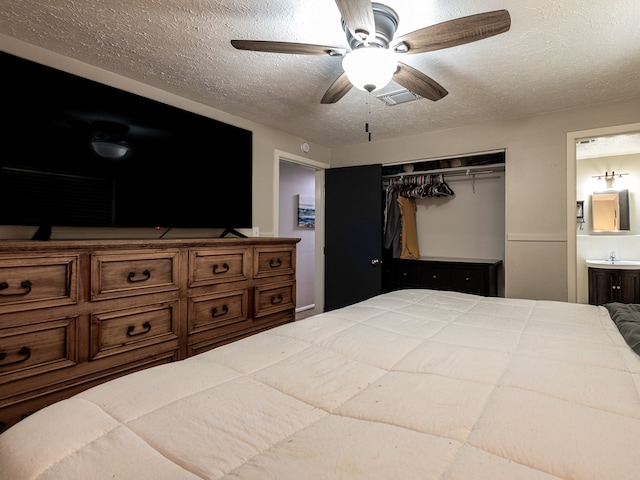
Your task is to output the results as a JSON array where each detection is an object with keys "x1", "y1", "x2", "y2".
[{"x1": 605, "y1": 303, "x2": 640, "y2": 356}]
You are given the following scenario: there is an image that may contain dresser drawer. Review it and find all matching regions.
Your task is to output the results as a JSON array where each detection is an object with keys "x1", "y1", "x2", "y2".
[
  {"x1": 450, "y1": 268, "x2": 484, "y2": 293},
  {"x1": 90, "y1": 301, "x2": 180, "y2": 360},
  {"x1": 254, "y1": 280, "x2": 295, "y2": 318},
  {"x1": 91, "y1": 251, "x2": 179, "y2": 300},
  {"x1": 0, "y1": 317, "x2": 77, "y2": 386},
  {"x1": 0, "y1": 255, "x2": 78, "y2": 313},
  {"x1": 188, "y1": 248, "x2": 250, "y2": 288},
  {"x1": 420, "y1": 265, "x2": 452, "y2": 289},
  {"x1": 391, "y1": 261, "x2": 422, "y2": 284},
  {"x1": 254, "y1": 246, "x2": 295, "y2": 279},
  {"x1": 188, "y1": 289, "x2": 249, "y2": 335}
]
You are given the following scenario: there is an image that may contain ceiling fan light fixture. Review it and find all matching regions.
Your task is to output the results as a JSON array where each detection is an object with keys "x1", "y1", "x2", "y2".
[
  {"x1": 91, "y1": 141, "x2": 129, "y2": 159},
  {"x1": 342, "y1": 47, "x2": 397, "y2": 93}
]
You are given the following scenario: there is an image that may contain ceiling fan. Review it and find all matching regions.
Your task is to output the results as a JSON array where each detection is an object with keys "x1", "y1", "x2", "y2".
[{"x1": 231, "y1": 1, "x2": 511, "y2": 104}]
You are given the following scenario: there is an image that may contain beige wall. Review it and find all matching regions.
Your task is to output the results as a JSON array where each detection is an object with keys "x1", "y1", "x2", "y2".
[{"x1": 330, "y1": 99, "x2": 640, "y2": 301}]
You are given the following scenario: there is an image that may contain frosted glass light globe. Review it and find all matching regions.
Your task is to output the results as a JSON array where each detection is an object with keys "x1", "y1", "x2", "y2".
[{"x1": 342, "y1": 47, "x2": 397, "y2": 92}]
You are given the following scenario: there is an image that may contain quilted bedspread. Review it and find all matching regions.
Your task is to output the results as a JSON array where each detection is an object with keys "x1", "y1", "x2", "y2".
[{"x1": 2, "y1": 289, "x2": 640, "y2": 479}]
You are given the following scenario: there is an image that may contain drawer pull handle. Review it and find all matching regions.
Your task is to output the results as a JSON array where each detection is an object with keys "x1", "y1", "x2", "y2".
[
  {"x1": 271, "y1": 294, "x2": 283, "y2": 304},
  {"x1": 0, "y1": 280, "x2": 33, "y2": 297},
  {"x1": 127, "y1": 269, "x2": 151, "y2": 283},
  {"x1": 212, "y1": 305, "x2": 229, "y2": 317},
  {"x1": 127, "y1": 321, "x2": 152, "y2": 337},
  {"x1": 269, "y1": 258, "x2": 282, "y2": 268},
  {"x1": 0, "y1": 346, "x2": 31, "y2": 366},
  {"x1": 213, "y1": 263, "x2": 229, "y2": 274}
]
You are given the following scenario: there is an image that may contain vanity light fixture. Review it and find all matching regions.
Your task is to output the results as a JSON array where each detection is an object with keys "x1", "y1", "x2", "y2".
[{"x1": 591, "y1": 171, "x2": 629, "y2": 180}]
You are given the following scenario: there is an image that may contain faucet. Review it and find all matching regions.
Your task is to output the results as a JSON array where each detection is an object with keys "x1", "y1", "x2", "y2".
[{"x1": 609, "y1": 251, "x2": 617, "y2": 263}]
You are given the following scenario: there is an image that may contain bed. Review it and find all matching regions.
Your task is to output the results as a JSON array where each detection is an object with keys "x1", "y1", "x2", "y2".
[{"x1": 1, "y1": 289, "x2": 639, "y2": 479}]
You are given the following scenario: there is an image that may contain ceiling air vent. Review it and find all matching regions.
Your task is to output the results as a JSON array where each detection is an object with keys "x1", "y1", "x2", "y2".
[{"x1": 376, "y1": 88, "x2": 422, "y2": 106}]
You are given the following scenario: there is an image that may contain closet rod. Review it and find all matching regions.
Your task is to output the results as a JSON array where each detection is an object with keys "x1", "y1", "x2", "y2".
[{"x1": 381, "y1": 162, "x2": 505, "y2": 179}]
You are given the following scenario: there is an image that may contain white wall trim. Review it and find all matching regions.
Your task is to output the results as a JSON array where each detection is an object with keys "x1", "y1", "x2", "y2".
[{"x1": 275, "y1": 149, "x2": 330, "y2": 170}]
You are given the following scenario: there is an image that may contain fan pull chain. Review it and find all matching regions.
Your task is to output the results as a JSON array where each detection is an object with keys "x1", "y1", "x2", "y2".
[{"x1": 365, "y1": 92, "x2": 372, "y2": 142}]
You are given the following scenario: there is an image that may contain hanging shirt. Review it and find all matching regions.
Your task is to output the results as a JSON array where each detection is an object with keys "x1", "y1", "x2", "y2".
[
  {"x1": 383, "y1": 186, "x2": 402, "y2": 258},
  {"x1": 397, "y1": 196, "x2": 420, "y2": 260}
]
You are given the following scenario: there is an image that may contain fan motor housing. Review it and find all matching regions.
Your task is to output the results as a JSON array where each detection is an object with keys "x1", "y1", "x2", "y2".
[{"x1": 343, "y1": 3, "x2": 399, "y2": 50}]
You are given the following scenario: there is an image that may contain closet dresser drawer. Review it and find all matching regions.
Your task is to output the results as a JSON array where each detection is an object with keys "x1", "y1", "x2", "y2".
[
  {"x1": 90, "y1": 250, "x2": 180, "y2": 301},
  {"x1": 420, "y1": 265, "x2": 452, "y2": 289},
  {"x1": 391, "y1": 260, "x2": 423, "y2": 284},
  {"x1": 0, "y1": 255, "x2": 78, "y2": 313},
  {"x1": 450, "y1": 268, "x2": 485, "y2": 293}
]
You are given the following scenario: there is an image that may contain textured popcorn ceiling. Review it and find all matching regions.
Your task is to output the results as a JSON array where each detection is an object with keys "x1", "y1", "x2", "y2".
[{"x1": 1, "y1": 0, "x2": 639, "y2": 148}]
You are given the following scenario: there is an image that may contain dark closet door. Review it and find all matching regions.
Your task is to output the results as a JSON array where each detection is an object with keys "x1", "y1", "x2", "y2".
[{"x1": 324, "y1": 164, "x2": 383, "y2": 311}]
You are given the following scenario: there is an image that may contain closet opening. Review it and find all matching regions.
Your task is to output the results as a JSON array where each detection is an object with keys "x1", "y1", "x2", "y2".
[{"x1": 381, "y1": 150, "x2": 506, "y2": 297}]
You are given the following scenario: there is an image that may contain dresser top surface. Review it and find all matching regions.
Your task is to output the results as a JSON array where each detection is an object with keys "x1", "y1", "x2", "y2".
[{"x1": 403, "y1": 256, "x2": 503, "y2": 266}]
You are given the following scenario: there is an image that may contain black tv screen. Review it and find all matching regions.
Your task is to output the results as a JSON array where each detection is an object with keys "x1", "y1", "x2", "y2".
[{"x1": 0, "y1": 52, "x2": 252, "y2": 235}]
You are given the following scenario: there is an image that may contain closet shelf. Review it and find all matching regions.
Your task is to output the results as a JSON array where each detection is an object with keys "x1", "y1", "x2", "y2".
[{"x1": 381, "y1": 162, "x2": 505, "y2": 179}]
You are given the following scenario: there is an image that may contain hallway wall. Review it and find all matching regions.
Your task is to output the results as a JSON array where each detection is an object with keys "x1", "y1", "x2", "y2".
[{"x1": 278, "y1": 161, "x2": 316, "y2": 311}]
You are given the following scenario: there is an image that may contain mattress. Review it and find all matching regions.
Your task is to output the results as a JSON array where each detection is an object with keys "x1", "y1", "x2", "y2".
[{"x1": 1, "y1": 289, "x2": 640, "y2": 479}]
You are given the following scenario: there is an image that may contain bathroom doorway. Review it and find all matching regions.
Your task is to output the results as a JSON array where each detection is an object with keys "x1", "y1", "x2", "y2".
[{"x1": 567, "y1": 123, "x2": 640, "y2": 303}]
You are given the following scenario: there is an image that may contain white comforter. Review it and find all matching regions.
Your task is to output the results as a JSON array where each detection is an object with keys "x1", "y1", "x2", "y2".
[{"x1": 2, "y1": 289, "x2": 640, "y2": 479}]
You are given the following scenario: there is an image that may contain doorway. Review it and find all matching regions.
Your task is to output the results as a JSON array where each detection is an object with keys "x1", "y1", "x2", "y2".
[
  {"x1": 276, "y1": 150, "x2": 328, "y2": 316},
  {"x1": 566, "y1": 122, "x2": 640, "y2": 303}
]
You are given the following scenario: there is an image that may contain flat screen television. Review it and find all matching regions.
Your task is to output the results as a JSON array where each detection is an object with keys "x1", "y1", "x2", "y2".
[{"x1": 0, "y1": 52, "x2": 252, "y2": 239}]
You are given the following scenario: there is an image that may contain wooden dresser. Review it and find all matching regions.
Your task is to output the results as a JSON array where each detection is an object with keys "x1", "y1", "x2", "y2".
[{"x1": 0, "y1": 237, "x2": 299, "y2": 432}]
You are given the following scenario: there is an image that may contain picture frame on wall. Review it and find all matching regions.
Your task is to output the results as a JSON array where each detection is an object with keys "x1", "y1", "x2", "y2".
[{"x1": 297, "y1": 194, "x2": 315, "y2": 229}]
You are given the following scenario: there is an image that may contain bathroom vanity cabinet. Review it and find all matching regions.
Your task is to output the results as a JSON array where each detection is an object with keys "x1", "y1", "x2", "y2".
[{"x1": 588, "y1": 267, "x2": 640, "y2": 305}]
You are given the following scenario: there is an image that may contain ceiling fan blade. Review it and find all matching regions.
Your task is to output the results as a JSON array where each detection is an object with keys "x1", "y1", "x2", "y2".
[
  {"x1": 393, "y1": 62, "x2": 448, "y2": 102},
  {"x1": 392, "y1": 9, "x2": 511, "y2": 55},
  {"x1": 335, "y1": 0, "x2": 376, "y2": 42},
  {"x1": 231, "y1": 40, "x2": 346, "y2": 56},
  {"x1": 321, "y1": 72, "x2": 353, "y2": 104}
]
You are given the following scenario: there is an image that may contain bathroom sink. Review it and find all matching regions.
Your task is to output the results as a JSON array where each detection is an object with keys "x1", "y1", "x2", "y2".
[{"x1": 586, "y1": 259, "x2": 640, "y2": 269}]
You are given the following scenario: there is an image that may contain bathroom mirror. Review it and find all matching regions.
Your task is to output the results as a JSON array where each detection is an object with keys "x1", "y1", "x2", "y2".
[{"x1": 592, "y1": 189, "x2": 630, "y2": 232}]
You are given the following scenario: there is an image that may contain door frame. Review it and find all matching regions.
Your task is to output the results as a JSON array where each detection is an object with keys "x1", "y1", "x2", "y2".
[
  {"x1": 274, "y1": 149, "x2": 329, "y2": 314},
  {"x1": 566, "y1": 122, "x2": 640, "y2": 303}
]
